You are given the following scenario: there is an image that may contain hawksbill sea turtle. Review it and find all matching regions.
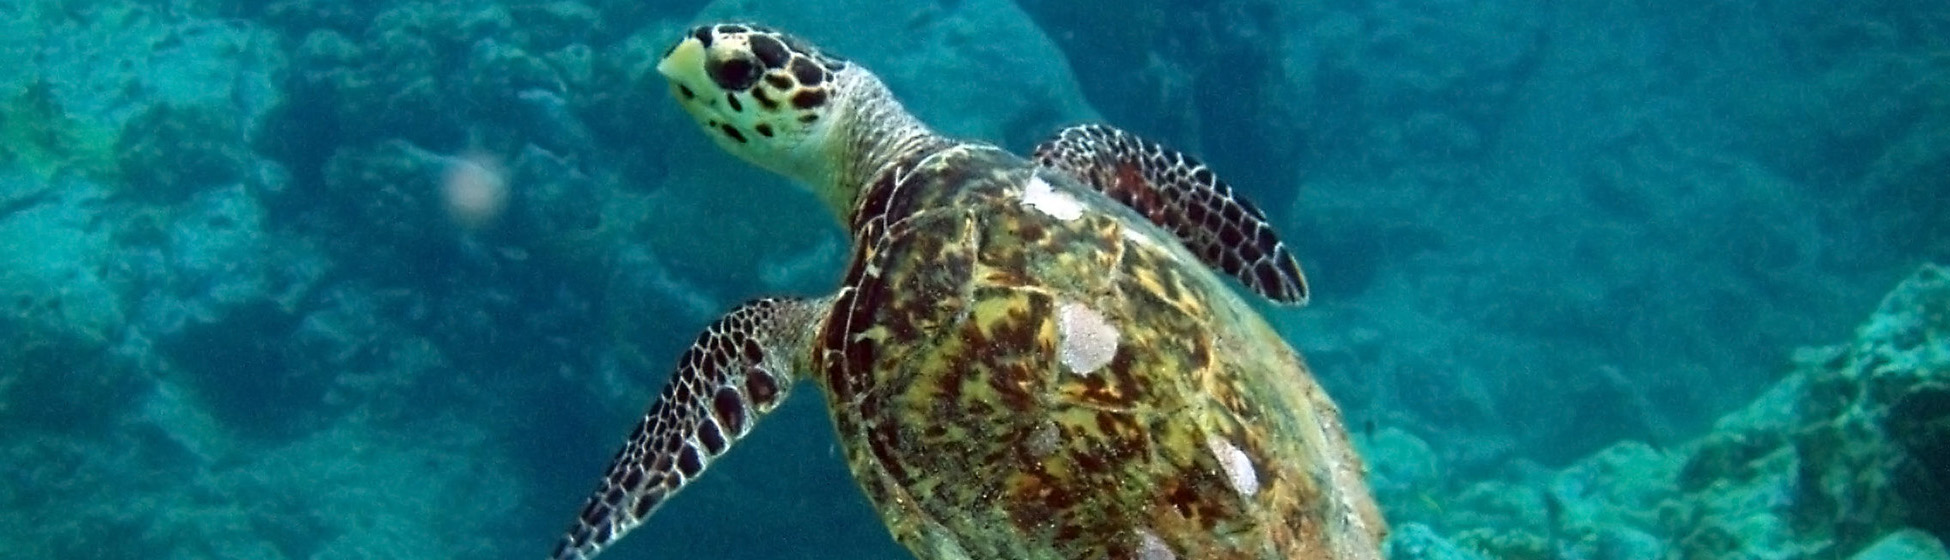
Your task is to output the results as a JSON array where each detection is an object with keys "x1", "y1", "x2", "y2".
[{"x1": 548, "y1": 22, "x2": 1386, "y2": 560}]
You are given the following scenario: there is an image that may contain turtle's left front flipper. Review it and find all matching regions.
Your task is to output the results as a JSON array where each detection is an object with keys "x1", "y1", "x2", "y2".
[
  {"x1": 1033, "y1": 124, "x2": 1310, "y2": 304},
  {"x1": 549, "y1": 297, "x2": 827, "y2": 560}
]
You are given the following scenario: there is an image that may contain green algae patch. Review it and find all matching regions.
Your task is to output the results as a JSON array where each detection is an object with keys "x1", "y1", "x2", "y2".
[{"x1": 0, "y1": 80, "x2": 120, "y2": 184}]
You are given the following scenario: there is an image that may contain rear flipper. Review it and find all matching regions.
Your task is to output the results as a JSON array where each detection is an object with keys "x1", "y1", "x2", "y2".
[
  {"x1": 549, "y1": 297, "x2": 825, "y2": 560},
  {"x1": 1033, "y1": 124, "x2": 1310, "y2": 304}
]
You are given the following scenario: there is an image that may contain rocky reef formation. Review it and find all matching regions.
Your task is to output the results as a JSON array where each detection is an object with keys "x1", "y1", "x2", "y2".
[
  {"x1": 1017, "y1": 0, "x2": 1950, "y2": 475},
  {"x1": 0, "y1": 1, "x2": 1093, "y2": 558},
  {"x1": 1377, "y1": 264, "x2": 1950, "y2": 560},
  {"x1": 2, "y1": 0, "x2": 1945, "y2": 558}
]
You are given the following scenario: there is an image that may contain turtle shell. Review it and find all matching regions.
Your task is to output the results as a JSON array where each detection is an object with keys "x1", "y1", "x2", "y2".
[{"x1": 812, "y1": 144, "x2": 1385, "y2": 560}]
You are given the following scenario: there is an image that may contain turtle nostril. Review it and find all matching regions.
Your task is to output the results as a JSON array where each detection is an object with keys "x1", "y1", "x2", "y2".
[{"x1": 708, "y1": 56, "x2": 760, "y2": 91}]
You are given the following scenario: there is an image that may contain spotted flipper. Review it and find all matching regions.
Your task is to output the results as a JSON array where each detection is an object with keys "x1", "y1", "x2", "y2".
[
  {"x1": 549, "y1": 297, "x2": 826, "y2": 560},
  {"x1": 1033, "y1": 124, "x2": 1310, "y2": 304}
]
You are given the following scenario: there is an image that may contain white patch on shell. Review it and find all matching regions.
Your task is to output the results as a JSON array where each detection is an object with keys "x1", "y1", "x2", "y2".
[
  {"x1": 1056, "y1": 300, "x2": 1119, "y2": 375},
  {"x1": 1206, "y1": 435, "x2": 1260, "y2": 498},
  {"x1": 1026, "y1": 421, "x2": 1061, "y2": 457},
  {"x1": 1136, "y1": 529, "x2": 1175, "y2": 560},
  {"x1": 1022, "y1": 174, "x2": 1084, "y2": 220},
  {"x1": 1120, "y1": 224, "x2": 1164, "y2": 249}
]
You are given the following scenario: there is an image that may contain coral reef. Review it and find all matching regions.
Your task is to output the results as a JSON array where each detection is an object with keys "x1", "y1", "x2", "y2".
[
  {"x1": 1276, "y1": 0, "x2": 1948, "y2": 471},
  {"x1": 1374, "y1": 264, "x2": 1950, "y2": 560},
  {"x1": 0, "y1": 0, "x2": 1944, "y2": 558},
  {"x1": 117, "y1": 103, "x2": 252, "y2": 203}
]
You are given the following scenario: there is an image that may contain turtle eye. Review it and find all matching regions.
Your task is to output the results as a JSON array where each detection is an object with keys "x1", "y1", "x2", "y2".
[{"x1": 707, "y1": 56, "x2": 760, "y2": 91}]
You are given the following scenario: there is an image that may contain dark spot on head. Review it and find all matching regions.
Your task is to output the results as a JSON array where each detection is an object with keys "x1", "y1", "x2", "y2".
[
  {"x1": 719, "y1": 24, "x2": 748, "y2": 34},
  {"x1": 780, "y1": 34, "x2": 818, "y2": 56},
  {"x1": 677, "y1": 84, "x2": 695, "y2": 99},
  {"x1": 690, "y1": 27, "x2": 713, "y2": 47},
  {"x1": 790, "y1": 88, "x2": 827, "y2": 110},
  {"x1": 790, "y1": 57, "x2": 824, "y2": 86},
  {"x1": 755, "y1": 123, "x2": 774, "y2": 137},
  {"x1": 749, "y1": 35, "x2": 789, "y2": 69},
  {"x1": 752, "y1": 88, "x2": 778, "y2": 109},
  {"x1": 724, "y1": 92, "x2": 742, "y2": 112},
  {"x1": 708, "y1": 57, "x2": 758, "y2": 91},
  {"x1": 720, "y1": 124, "x2": 748, "y2": 143},
  {"x1": 799, "y1": 113, "x2": 819, "y2": 124}
]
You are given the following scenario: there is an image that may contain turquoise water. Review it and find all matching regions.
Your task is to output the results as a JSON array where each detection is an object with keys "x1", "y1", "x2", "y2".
[{"x1": 2, "y1": 1, "x2": 1944, "y2": 559}]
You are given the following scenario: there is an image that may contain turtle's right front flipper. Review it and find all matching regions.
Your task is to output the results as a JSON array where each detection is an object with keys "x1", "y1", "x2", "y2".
[
  {"x1": 1034, "y1": 124, "x2": 1311, "y2": 304},
  {"x1": 550, "y1": 297, "x2": 827, "y2": 560}
]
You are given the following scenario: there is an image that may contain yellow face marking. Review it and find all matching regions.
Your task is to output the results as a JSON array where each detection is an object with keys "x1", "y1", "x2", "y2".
[{"x1": 655, "y1": 31, "x2": 839, "y2": 186}]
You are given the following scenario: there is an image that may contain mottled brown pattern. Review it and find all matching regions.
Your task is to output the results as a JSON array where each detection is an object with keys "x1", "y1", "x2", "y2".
[
  {"x1": 560, "y1": 23, "x2": 1382, "y2": 560},
  {"x1": 815, "y1": 146, "x2": 1384, "y2": 560},
  {"x1": 1033, "y1": 124, "x2": 1311, "y2": 304}
]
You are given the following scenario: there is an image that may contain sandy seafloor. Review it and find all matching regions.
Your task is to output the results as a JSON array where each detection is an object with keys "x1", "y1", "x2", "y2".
[{"x1": 1, "y1": 0, "x2": 1946, "y2": 559}]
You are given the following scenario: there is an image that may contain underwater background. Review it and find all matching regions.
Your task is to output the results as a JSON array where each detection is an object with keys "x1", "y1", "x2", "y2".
[{"x1": 1, "y1": 0, "x2": 1945, "y2": 558}]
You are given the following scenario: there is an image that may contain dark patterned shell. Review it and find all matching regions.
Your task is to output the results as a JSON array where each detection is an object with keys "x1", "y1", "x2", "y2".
[{"x1": 812, "y1": 145, "x2": 1384, "y2": 560}]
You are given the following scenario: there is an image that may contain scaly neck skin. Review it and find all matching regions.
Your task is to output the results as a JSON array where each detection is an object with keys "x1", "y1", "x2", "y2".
[{"x1": 817, "y1": 70, "x2": 952, "y2": 226}]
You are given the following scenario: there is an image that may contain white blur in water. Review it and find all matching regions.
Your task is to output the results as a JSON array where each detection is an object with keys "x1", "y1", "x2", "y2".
[{"x1": 442, "y1": 152, "x2": 510, "y2": 230}]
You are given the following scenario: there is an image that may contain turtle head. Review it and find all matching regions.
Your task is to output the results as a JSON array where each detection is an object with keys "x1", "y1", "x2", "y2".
[{"x1": 658, "y1": 24, "x2": 859, "y2": 209}]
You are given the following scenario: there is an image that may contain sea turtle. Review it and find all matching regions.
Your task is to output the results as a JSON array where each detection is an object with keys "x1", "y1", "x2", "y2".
[{"x1": 548, "y1": 22, "x2": 1386, "y2": 560}]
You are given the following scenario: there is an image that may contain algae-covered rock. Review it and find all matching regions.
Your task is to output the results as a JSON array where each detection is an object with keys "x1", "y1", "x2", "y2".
[
  {"x1": 1554, "y1": 441, "x2": 1679, "y2": 529},
  {"x1": 117, "y1": 103, "x2": 250, "y2": 202},
  {"x1": 1401, "y1": 265, "x2": 1950, "y2": 560},
  {"x1": 1388, "y1": 523, "x2": 1490, "y2": 560},
  {"x1": 1850, "y1": 529, "x2": 1950, "y2": 560},
  {"x1": 1362, "y1": 427, "x2": 1446, "y2": 524},
  {"x1": 1640, "y1": 264, "x2": 1950, "y2": 558},
  {"x1": 317, "y1": 141, "x2": 448, "y2": 276},
  {"x1": 1, "y1": 80, "x2": 119, "y2": 182},
  {"x1": 0, "y1": 176, "x2": 125, "y2": 347}
]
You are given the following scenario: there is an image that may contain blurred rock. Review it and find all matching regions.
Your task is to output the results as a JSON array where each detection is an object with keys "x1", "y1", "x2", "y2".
[
  {"x1": 117, "y1": 103, "x2": 250, "y2": 202},
  {"x1": 1281, "y1": 0, "x2": 1930, "y2": 473},
  {"x1": 510, "y1": 0, "x2": 602, "y2": 50},
  {"x1": 318, "y1": 140, "x2": 449, "y2": 276},
  {"x1": 1360, "y1": 426, "x2": 1445, "y2": 524},
  {"x1": 1387, "y1": 523, "x2": 1488, "y2": 560},
  {"x1": 1850, "y1": 529, "x2": 1950, "y2": 560},
  {"x1": 1409, "y1": 264, "x2": 1950, "y2": 560}
]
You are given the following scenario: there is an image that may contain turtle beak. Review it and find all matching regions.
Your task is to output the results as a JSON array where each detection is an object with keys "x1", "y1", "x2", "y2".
[{"x1": 657, "y1": 36, "x2": 707, "y2": 84}]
